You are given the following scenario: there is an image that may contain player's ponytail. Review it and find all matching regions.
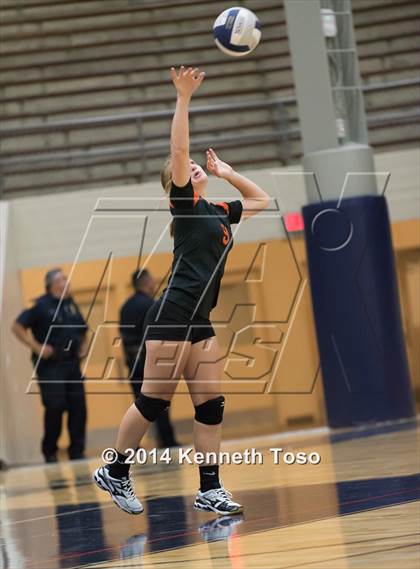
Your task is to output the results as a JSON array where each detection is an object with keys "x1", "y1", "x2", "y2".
[{"x1": 160, "y1": 156, "x2": 174, "y2": 238}]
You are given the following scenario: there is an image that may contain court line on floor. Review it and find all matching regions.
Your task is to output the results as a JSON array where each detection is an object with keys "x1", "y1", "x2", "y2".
[
  {"x1": 220, "y1": 426, "x2": 329, "y2": 448},
  {"x1": 222, "y1": 417, "x2": 419, "y2": 448},
  {"x1": 1, "y1": 502, "x2": 117, "y2": 526},
  {"x1": 63, "y1": 511, "x2": 420, "y2": 569},
  {"x1": 138, "y1": 539, "x2": 420, "y2": 568},
  {"x1": 20, "y1": 492, "x2": 420, "y2": 568},
  {"x1": 134, "y1": 543, "x2": 420, "y2": 569},
  {"x1": 3, "y1": 474, "x2": 419, "y2": 528},
  {"x1": 6, "y1": 417, "x2": 418, "y2": 474}
]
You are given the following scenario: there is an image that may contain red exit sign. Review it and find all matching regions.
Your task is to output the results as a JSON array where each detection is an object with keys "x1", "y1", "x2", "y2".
[{"x1": 284, "y1": 212, "x2": 304, "y2": 233}]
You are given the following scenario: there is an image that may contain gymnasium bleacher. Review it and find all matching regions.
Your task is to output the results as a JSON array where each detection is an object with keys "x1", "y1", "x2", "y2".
[{"x1": 0, "y1": 0, "x2": 419, "y2": 196}]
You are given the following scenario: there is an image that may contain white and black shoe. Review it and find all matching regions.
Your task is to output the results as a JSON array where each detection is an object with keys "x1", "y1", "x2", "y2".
[
  {"x1": 92, "y1": 465, "x2": 144, "y2": 515},
  {"x1": 194, "y1": 486, "x2": 243, "y2": 516}
]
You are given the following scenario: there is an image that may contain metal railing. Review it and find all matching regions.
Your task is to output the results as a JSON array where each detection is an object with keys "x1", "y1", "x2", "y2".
[
  {"x1": 0, "y1": 98, "x2": 293, "y2": 185},
  {"x1": 1, "y1": 77, "x2": 418, "y2": 136},
  {"x1": 0, "y1": 77, "x2": 419, "y2": 194}
]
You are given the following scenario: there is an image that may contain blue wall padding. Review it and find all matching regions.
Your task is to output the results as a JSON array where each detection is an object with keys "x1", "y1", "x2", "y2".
[{"x1": 302, "y1": 195, "x2": 415, "y2": 427}]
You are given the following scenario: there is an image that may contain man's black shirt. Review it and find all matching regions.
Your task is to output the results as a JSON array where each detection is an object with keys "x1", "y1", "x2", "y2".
[
  {"x1": 119, "y1": 291, "x2": 154, "y2": 351},
  {"x1": 161, "y1": 179, "x2": 243, "y2": 319},
  {"x1": 16, "y1": 293, "x2": 87, "y2": 364}
]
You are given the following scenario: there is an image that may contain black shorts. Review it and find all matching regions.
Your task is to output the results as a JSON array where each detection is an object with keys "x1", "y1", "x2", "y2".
[{"x1": 143, "y1": 298, "x2": 215, "y2": 344}]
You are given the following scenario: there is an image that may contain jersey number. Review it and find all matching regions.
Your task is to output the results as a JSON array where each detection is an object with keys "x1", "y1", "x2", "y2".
[{"x1": 220, "y1": 224, "x2": 229, "y2": 246}]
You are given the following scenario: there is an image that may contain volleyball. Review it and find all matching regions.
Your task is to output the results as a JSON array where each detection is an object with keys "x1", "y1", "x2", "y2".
[{"x1": 213, "y1": 7, "x2": 262, "y2": 57}]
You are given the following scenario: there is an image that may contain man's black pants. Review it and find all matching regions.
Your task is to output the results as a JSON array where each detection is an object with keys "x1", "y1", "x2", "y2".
[{"x1": 37, "y1": 359, "x2": 86, "y2": 459}]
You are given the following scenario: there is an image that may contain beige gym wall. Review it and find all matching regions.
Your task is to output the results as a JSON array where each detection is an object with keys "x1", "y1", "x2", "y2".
[{"x1": 2, "y1": 147, "x2": 419, "y2": 465}]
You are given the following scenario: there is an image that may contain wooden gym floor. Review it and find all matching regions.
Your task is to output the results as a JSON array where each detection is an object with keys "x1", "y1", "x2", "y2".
[{"x1": 1, "y1": 420, "x2": 419, "y2": 569}]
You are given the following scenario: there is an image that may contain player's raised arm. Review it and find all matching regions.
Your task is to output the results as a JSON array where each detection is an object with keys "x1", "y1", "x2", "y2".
[
  {"x1": 206, "y1": 148, "x2": 270, "y2": 219},
  {"x1": 170, "y1": 66, "x2": 205, "y2": 187}
]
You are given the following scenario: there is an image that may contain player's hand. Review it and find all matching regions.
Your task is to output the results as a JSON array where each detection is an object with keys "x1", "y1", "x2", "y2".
[
  {"x1": 206, "y1": 148, "x2": 233, "y2": 179},
  {"x1": 170, "y1": 66, "x2": 205, "y2": 99},
  {"x1": 39, "y1": 344, "x2": 54, "y2": 359},
  {"x1": 78, "y1": 346, "x2": 88, "y2": 360}
]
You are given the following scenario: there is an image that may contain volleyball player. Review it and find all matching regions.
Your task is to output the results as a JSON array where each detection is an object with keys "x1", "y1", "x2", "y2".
[{"x1": 93, "y1": 66, "x2": 270, "y2": 515}]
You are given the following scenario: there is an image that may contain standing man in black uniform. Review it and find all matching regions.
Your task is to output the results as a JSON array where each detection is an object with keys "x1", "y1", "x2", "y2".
[
  {"x1": 12, "y1": 268, "x2": 88, "y2": 463},
  {"x1": 119, "y1": 269, "x2": 179, "y2": 448}
]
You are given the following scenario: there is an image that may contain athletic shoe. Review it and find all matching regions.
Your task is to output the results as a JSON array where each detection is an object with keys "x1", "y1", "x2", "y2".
[
  {"x1": 92, "y1": 465, "x2": 144, "y2": 515},
  {"x1": 194, "y1": 486, "x2": 243, "y2": 515}
]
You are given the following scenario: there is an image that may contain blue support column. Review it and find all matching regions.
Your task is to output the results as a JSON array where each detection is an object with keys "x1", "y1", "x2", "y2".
[
  {"x1": 285, "y1": 0, "x2": 416, "y2": 426},
  {"x1": 302, "y1": 196, "x2": 415, "y2": 427}
]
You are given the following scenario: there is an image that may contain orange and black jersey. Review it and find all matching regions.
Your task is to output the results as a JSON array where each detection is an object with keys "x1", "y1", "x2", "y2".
[{"x1": 161, "y1": 178, "x2": 243, "y2": 319}]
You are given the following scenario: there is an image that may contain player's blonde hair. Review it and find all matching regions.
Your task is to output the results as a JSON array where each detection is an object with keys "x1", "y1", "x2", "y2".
[
  {"x1": 160, "y1": 156, "x2": 174, "y2": 237},
  {"x1": 160, "y1": 155, "x2": 172, "y2": 196}
]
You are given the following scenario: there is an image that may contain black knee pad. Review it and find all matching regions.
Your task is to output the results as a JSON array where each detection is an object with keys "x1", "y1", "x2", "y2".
[
  {"x1": 134, "y1": 393, "x2": 170, "y2": 422},
  {"x1": 194, "y1": 396, "x2": 225, "y2": 425}
]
